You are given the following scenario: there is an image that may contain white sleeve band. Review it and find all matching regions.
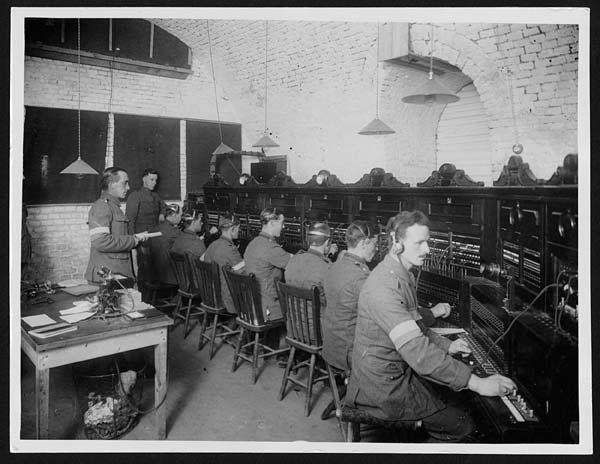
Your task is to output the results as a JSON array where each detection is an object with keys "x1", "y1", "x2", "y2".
[
  {"x1": 389, "y1": 319, "x2": 422, "y2": 350},
  {"x1": 89, "y1": 226, "x2": 110, "y2": 237}
]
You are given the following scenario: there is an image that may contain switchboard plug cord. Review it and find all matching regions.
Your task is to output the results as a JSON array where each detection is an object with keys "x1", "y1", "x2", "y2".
[
  {"x1": 554, "y1": 270, "x2": 566, "y2": 327},
  {"x1": 479, "y1": 283, "x2": 560, "y2": 368},
  {"x1": 557, "y1": 275, "x2": 577, "y2": 331}
]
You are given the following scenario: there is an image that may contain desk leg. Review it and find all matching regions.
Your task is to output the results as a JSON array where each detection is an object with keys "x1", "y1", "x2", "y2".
[
  {"x1": 35, "y1": 367, "x2": 50, "y2": 439},
  {"x1": 154, "y1": 337, "x2": 168, "y2": 439}
]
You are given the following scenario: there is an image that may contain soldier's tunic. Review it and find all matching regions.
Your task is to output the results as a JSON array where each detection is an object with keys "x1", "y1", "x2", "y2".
[
  {"x1": 244, "y1": 232, "x2": 291, "y2": 321},
  {"x1": 285, "y1": 248, "x2": 332, "y2": 338},
  {"x1": 322, "y1": 252, "x2": 370, "y2": 371},
  {"x1": 125, "y1": 186, "x2": 166, "y2": 234},
  {"x1": 171, "y1": 230, "x2": 206, "y2": 258},
  {"x1": 148, "y1": 221, "x2": 183, "y2": 285},
  {"x1": 203, "y1": 236, "x2": 244, "y2": 314},
  {"x1": 85, "y1": 191, "x2": 137, "y2": 283},
  {"x1": 285, "y1": 248, "x2": 332, "y2": 307},
  {"x1": 346, "y1": 254, "x2": 473, "y2": 432}
]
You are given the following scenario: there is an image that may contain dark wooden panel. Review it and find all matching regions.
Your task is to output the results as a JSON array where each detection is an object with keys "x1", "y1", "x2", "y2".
[
  {"x1": 113, "y1": 113, "x2": 180, "y2": 200},
  {"x1": 113, "y1": 19, "x2": 151, "y2": 62},
  {"x1": 152, "y1": 24, "x2": 190, "y2": 69},
  {"x1": 25, "y1": 18, "x2": 64, "y2": 46},
  {"x1": 23, "y1": 106, "x2": 107, "y2": 204},
  {"x1": 186, "y1": 120, "x2": 242, "y2": 191}
]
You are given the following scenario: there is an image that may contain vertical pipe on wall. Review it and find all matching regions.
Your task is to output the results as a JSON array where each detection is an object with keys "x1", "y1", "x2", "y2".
[
  {"x1": 180, "y1": 119, "x2": 186, "y2": 201},
  {"x1": 105, "y1": 113, "x2": 114, "y2": 168}
]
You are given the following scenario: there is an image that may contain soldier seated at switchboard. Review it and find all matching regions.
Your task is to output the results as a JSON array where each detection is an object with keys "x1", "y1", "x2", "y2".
[
  {"x1": 285, "y1": 221, "x2": 338, "y2": 319},
  {"x1": 346, "y1": 210, "x2": 517, "y2": 442},
  {"x1": 148, "y1": 203, "x2": 183, "y2": 286}
]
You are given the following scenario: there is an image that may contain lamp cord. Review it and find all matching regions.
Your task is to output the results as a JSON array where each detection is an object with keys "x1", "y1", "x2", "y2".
[
  {"x1": 429, "y1": 23, "x2": 434, "y2": 80},
  {"x1": 375, "y1": 21, "x2": 380, "y2": 117},
  {"x1": 77, "y1": 18, "x2": 81, "y2": 160},
  {"x1": 206, "y1": 20, "x2": 224, "y2": 144},
  {"x1": 264, "y1": 20, "x2": 268, "y2": 132}
]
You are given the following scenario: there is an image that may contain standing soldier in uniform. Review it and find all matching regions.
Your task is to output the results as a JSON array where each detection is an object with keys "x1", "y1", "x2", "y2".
[
  {"x1": 202, "y1": 213, "x2": 245, "y2": 315},
  {"x1": 126, "y1": 168, "x2": 166, "y2": 284},
  {"x1": 125, "y1": 168, "x2": 166, "y2": 234},
  {"x1": 346, "y1": 211, "x2": 516, "y2": 442},
  {"x1": 85, "y1": 167, "x2": 148, "y2": 284}
]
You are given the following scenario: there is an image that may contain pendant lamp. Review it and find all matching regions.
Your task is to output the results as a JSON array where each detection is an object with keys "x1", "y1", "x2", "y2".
[
  {"x1": 358, "y1": 21, "x2": 395, "y2": 136},
  {"x1": 253, "y1": 20, "x2": 279, "y2": 148},
  {"x1": 207, "y1": 20, "x2": 234, "y2": 156},
  {"x1": 60, "y1": 19, "x2": 99, "y2": 178},
  {"x1": 402, "y1": 24, "x2": 459, "y2": 105}
]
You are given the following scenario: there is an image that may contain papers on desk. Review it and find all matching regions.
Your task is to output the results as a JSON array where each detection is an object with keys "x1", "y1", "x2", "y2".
[
  {"x1": 60, "y1": 312, "x2": 96, "y2": 323},
  {"x1": 56, "y1": 278, "x2": 89, "y2": 288},
  {"x1": 430, "y1": 327, "x2": 467, "y2": 336},
  {"x1": 29, "y1": 322, "x2": 77, "y2": 339},
  {"x1": 116, "y1": 288, "x2": 153, "y2": 311},
  {"x1": 59, "y1": 300, "x2": 97, "y2": 323},
  {"x1": 22, "y1": 314, "x2": 56, "y2": 327}
]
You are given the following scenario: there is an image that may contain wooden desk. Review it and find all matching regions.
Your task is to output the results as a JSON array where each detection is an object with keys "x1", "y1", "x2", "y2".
[{"x1": 21, "y1": 291, "x2": 173, "y2": 439}]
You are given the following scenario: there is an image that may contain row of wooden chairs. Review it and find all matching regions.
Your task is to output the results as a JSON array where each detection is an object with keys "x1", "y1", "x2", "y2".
[{"x1": 143, "y1": 251, "x2": 413, "y2": 442}]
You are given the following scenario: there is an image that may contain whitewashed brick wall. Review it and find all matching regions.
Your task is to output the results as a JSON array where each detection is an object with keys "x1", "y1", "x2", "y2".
[
  {"x1": 22, "y1": 19, "x2": 579, "y2": 282},
  {"x1": 24, "y1": 204, "x2": 91, "y2": 283},
  {"x1": 154, "y1": 19, "x2": 578, "y2": 185}
]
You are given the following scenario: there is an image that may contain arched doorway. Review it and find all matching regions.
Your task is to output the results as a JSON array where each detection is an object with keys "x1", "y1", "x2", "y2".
[{"x1": 435, "y1": 83, "x2": 494, "y2": 185}]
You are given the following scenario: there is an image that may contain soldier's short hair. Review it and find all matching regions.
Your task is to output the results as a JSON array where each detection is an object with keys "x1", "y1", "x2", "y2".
[
  {"x1": 346, "y1": 220, "x2": 376, "y2": 248},
  {"x1": 260, "y1": 207, "x2": 284, "y2": 225},
  {"x1": 219, "y1": 213, "x2": 240, "y2": 230},
  {"x1": 306, "y1": 222, "x2": 330, "y2": 247},
  {"x1": 142, "y1": 168, "x2": 159, "y2": 179},
  {"x1": 100, "y1": 167, "x2": 127, "y2": 191},
  {"x1": 386, "y1": 211, "x2": 430, "y2": 241},
  {"x1": 165, "y1": 203, "x2": 181, "y2": 218}
]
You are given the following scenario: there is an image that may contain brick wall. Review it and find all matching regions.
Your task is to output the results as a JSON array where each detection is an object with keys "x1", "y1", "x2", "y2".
[
  {"x1": 24, "y1": 204, "x2": 91, "y2": 283},
  {"x1": 154, "y1": 19, "x2": 578, "y2": 185},
  {"x1": 22, "y1": 19, "x2": 579, "y2": 281}
]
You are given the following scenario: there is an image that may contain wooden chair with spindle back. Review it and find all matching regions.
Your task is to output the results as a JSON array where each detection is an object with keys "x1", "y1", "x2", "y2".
[
  {"x1": 186, "y1": 253, "x2": 239, "y2": 359},
  {"x1": 222, "y1": 265, "x2": 288, "y2": 383}
]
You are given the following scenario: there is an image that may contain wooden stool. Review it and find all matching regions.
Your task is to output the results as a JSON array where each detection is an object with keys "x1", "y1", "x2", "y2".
[{"x1": 339, "y1": 405, "x2": 422, "y2": 442}]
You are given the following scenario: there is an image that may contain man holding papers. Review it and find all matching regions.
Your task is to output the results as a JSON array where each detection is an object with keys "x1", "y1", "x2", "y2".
[{"x1": 85, "y1": 167, "x2": 149, "y2": 284}]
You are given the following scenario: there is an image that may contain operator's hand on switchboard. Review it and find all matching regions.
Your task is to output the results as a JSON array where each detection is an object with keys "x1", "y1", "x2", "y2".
[
  {"x1": 448, "y1": 338, "x2": 472, "y2": 356},
  {"x1": 431, "y1": 302, "x2": 452, "y2": 318},
  {"x1": 468, "y1": 373, "x2": 517, "y2": 397}
]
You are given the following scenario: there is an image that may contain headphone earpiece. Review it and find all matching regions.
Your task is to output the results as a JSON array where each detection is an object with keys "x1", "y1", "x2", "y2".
[{"x1": 390, "y1": 233, "x2": 404, "y2": 254}]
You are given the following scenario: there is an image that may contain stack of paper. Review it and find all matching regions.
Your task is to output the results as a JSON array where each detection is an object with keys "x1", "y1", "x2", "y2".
[
  {"x1": 116, "y1": 289, "x2": 153, "y2": 311},
  {"x1": 59, "y1": 300, "x2": 97, "y2": 323}
]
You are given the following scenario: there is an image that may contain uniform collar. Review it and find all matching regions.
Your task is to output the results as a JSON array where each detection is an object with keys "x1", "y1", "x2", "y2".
[
  {"x1": 383, "y1": 253, "x2": 414, "y2": 285},
  {"x1": 259, "y1": 231, "x2": 277, "y2": 241},
  {"x1": 183, "y1": 229, "x2": 198, "y2": 237},
  {"x1": 220, "y1": 235, "x2": 234, "y2": 244},
  {"x1": 343, "y1": 251, "x2": 367, "y2": 265},
  {"x1": 307, "y1": 248, "x2": 328, "y2": 260},
  {"x1": 101, "y1": 191, "x2": 121, "y2": 205}
]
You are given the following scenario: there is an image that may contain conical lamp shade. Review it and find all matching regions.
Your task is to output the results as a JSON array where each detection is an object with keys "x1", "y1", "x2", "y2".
[
  {"x1": 60, "y1": 157, "x2": 99, "y2": 176},
  {"x1": 252, "y1": 133, "x2": 280, "y2": 148},
  {"x1": 212, "y1": 142, "x2": 234, "y2": 155},
  {"x1": 402, "y1": 77, "x2": 460, "y2": 105},
  {"x1": 358, "y1": 117, "x2": 396, "y2": 135}
]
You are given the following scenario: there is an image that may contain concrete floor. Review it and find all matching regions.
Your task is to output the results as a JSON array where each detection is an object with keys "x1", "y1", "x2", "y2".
[{"x1": 20, "y1": 320, "x2": 343, "y2": 442}]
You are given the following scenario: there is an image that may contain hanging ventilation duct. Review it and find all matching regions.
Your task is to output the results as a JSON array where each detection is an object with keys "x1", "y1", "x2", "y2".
[{"x1": 378, "y1": 22, "x2": 462, "y2": 76}]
